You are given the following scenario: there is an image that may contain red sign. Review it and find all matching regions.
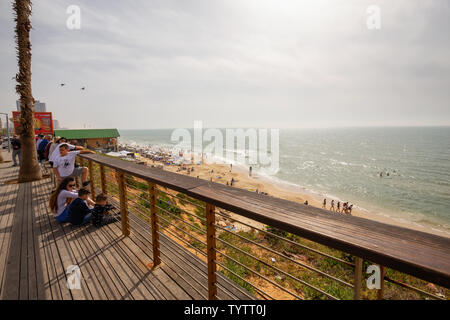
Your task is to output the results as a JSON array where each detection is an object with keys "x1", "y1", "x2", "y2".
[{"x1": 12, "y1": 111, "x2": 54, "y2": 135}]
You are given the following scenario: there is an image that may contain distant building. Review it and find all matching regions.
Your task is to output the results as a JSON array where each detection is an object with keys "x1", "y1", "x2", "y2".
[
  {"x1": 53, "y1": 120, "x2": 60, "y2": 129},
  {"x1": 0, "y1": 117, "x2": 14, "y2": 134},
  {"x1": 16, "y1": 100, "x2": 47, "y2": 112},
  {"x1": 53, "y1": 128, "x2": 120, "y2": 151}
]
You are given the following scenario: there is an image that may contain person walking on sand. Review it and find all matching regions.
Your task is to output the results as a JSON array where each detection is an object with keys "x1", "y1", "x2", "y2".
[
  {"x1": 343, "y1": 202, "x2": 348, "y2": 213},
  {"x1": 322, "y1": 198, "x2": 326, "y2": 209},
  {"x1": 330, "y1": 200, "x2": 335, "y2": 211},
  {"x1": 304, "y1": 200, "x2": 308, "y2": 205},
  {"x1": 337, "y1": 201, "x2": 341, "y2": 213},
  {"x1": 249, "y1": 166, "x2": 252, "y2": 177},
  {"x1": 348, "y1": 204, "x2": 353, "y2": 215}
]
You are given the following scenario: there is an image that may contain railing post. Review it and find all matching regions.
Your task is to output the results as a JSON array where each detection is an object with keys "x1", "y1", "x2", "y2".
[
  {"x1": 206, "y1": 203, "x2": 217, "y2": 300},
  {"x1": 75, "y1": 157, "x2": 81, "y2": 189},
  {"x1": 148, "y1": 182, "x2": 161, "y2": 267},
  {"x1": 100, "y1": 164, "x2": 107, "y2": 194},
  {"x1": 377, "y1": 265, "x2": 386, "y2": 300},
  {"x1": 117, "y1": 171, "x2": 130, "y2": 237},
  {"x1": 88, "y1": 160, "x2": 96, "y2": 200},
  {"x1": 354, "y1": 257, "x2": 363, "y2": 300}
]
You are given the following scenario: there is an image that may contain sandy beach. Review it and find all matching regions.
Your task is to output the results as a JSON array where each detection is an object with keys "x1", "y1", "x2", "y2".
[{"x1": 133, "y1": 153, "x2": 448, "y2": 238}]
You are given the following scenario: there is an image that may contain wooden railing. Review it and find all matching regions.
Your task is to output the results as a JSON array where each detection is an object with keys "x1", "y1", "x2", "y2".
[{"x1": 76, "y1": 153, "x2": 450, "y2": 300}]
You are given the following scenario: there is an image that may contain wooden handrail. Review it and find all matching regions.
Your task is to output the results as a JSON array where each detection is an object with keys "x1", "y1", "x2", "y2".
[
  {"x1": 148, "y1": 182, "x2": 161, "y2": 267},
  {"x1": 88, "y1": 160, "x2": 96, "y2": 200},
  {"x1": 79, "y1": 153, "x2": 450, "y2": 289},
  {"x1": 206, "y1": 203, "x2": 217, "y2": 300},
  {"x1": 116, "y1": 170, "x2": 131, "y2": 237},
  {"x1": 100, "y1": 164, "x2": 107, "y2": 194}
]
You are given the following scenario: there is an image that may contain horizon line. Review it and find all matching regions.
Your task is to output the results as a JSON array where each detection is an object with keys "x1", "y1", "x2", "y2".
[{"x1": 112, "y1": 124, "x2": 450, "y2": 130}]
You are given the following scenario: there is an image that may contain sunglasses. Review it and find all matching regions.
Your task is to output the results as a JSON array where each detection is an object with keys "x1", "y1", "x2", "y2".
[{"x1": 68, "y1": 184, "x2": 75, "y2": 187}]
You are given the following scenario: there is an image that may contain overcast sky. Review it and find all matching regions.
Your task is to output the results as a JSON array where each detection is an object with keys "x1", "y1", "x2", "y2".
[{"x1": 0, "y1": 0, "x2": 449, "y2": 129}]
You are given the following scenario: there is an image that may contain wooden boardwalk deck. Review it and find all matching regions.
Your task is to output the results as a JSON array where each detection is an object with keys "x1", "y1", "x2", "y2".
[{"x1": 0, "y1": 153, "x2": 254, "y2": 300}]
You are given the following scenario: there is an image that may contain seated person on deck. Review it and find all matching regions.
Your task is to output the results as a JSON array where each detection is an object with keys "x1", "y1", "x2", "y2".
[
  {"x1": 52, "y1": 143, "x2": 94, "y2": 186},
  {"x1": 92, "y1": 194, "x2": 121, "y2": 228},
  {"x1": 49, "y1": 177, "x2": 77, "y2": 223},
  {"x1": 67, "y1": 188, "x2": 95, "y2": 226}
]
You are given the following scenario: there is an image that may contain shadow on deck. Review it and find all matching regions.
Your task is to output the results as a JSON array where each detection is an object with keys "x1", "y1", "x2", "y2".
[{"x1": 0, "y1": 154, "x2": 254, "y2": 300}]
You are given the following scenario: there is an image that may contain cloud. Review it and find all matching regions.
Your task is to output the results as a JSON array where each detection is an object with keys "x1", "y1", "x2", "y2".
[{"x1": 0, "y1": 0, "x2": 449, "y2": 129}]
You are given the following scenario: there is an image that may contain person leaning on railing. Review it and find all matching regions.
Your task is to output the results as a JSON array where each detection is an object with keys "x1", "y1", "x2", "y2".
[{"x1": 52, "y1": 143, "x2": 95, "y2": 187}]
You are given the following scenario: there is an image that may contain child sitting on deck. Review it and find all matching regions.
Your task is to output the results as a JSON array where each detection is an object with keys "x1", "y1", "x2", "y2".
[
  {"x1": 92, "y1": 194, "x2": 121, "y2": 228},
  {"x1": 67, "y1": 188, "x2": 95, "y2": 226}
]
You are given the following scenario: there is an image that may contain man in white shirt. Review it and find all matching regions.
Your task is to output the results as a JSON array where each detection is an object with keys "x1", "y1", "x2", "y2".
[
  {"x1": 49, "y1": 137, "x2": 83, "y2": 163},
  {"x1": 53, "y1": 143, "x2": 95, "y2": 186}
]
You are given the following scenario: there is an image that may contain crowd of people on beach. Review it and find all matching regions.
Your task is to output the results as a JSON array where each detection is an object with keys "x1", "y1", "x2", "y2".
[
  {"x1": 117, "y1": 143, "x2": 359, "y2": 217},
  {"x1": 318, "y1": 198, "x2": 353, "y2": 214}
]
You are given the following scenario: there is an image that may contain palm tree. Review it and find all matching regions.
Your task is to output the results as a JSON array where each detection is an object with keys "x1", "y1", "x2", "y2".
[{"x1": 13, "y1": 0, "x2": 42, "y2": 182}]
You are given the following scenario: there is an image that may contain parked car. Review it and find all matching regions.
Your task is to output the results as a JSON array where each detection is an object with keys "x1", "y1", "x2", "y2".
[{"x1": 2, "y1": 137, "x2": 12, "y2": 149}]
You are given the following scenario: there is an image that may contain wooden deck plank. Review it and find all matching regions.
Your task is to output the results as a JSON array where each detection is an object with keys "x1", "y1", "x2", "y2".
[
  {"x1": 127, "y1": 212, "x2": 255, "y2": 300},
  {"x1": 128, "y1": 213, "x2": 209, "y2": 299},
  {"x1": 0, "y1": 181, "x2": 12, "y2": 295},
  {"x1": 34, "y1": 178, "x2": 91, "y2": 300},
  {"x1": 75, "y1": 224, "x2": 131, "y2": 299},
  {"x1": 76, "y1": 215, "x2": 144, "y2": 300},
  {"x1": 0, "y1": 181, "x2": 9, "y2": 296},
  {"x1": 30, "y1": 180, "x2": 50, "y2": 300},
  {"x1": 3, "y1": 182, "x2": 26, "y2": 299},
  {"x1": 86, "y1": 220, "x2": 155, "y2": 300},
  {"x1": 33, "y1": 181, "x2": 57, "y2": 299},
  {"x1": 104, "y1": 217, "x2": 187, "y2": 300},
  {"x1": 126, "y1": 214, "x2": 202, "y2": 300},
  {"x1": 33, "y1": 178, "x2": 64, "y2": 300},
  {"x1": 27, "y1": 181, "x2": 40, "y2": 300},
  {"x1": 0, "y1": 181, "x2": 18, "y2": 298},
  {"x1": 62, "y1": 225, "x2": 112, "y2": 300},
  {"x1": 41, "y1": 176, "x2": 108, "y2": 300},
  {"x1": 100, "y1": 223, "x2": 168, "y2": 300},
  {"x1": 19, "y1": 182, "x2": 30, "y2": 299}
]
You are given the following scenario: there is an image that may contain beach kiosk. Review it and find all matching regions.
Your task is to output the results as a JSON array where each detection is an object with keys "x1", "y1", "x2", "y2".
[{"x1": 53, "y1": 128, "x2": 120, "y2": 151}]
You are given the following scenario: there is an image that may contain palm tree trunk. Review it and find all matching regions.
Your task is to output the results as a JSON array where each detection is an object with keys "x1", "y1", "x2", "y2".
[{"x1": 13, "y1": 0, "x2": 42, "y2": 182}]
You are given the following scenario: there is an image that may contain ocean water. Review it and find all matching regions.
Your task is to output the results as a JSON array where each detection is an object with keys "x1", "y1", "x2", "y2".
[{"x1": 118, "y1": 127, "x2": 450, "y2": 235}]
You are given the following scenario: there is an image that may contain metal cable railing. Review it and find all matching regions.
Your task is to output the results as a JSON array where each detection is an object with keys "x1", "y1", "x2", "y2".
[{"x1": 77, "y1": 154, "x2": 450, "y2": 301}]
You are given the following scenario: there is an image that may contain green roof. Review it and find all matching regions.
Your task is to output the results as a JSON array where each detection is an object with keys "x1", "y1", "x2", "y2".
[{"x1": 54, "y1": 129, "x2": 120, "y2": 139}]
